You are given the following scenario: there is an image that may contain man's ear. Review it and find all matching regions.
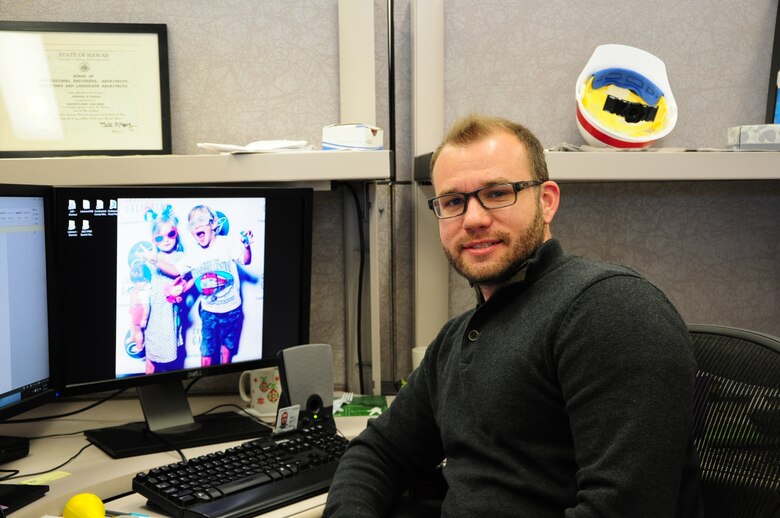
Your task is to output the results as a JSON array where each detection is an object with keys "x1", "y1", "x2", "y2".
[{"x1": 540, "y1": 181, "x2": 560, "y2": 225}]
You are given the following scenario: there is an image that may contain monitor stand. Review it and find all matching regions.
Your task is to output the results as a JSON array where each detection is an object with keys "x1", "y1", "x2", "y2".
[{"x1": 84, "y1": 381, "x2": 270, "y2": 459}]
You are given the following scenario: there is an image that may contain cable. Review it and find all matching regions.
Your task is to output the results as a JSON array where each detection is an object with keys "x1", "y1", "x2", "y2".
[
  {"x1": 0, "y1": 469, "x2": 19, "y2": 482},
  {"x1": 335, "y1": 181, "x2": 367, "y2": 395},
  {"x1": 146, "y1": 429, "x2": 187, "y2": 463},
  {"x1": 197, "y1": 403, "x2": 274, "y2": 431},
  {"x1": 103, "y1": 491, "x2": 136, "y2": 505},
  {"x1": 184, "y1": 377, "x2": 201, "y2": 392},
  {"x1": 0, "y1": 389, "x2": 128, "y2": 424},
  {"x1": 29, "y1": 430, "x2": 86, "y2": 440},
  {"x1": 388, "y1": 184, "x2": 397, "y2": 390},
  {"x1": 0, "y1": 442, "x2": 94, "y2": 481},
  {"x1": 386, "y1": 0, "x2": 398, "y2": 391}
]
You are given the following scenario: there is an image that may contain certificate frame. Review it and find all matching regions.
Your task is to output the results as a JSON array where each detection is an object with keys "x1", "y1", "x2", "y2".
[{"x1": 0, "y1": 21, "x2": 171, "y2": 157}]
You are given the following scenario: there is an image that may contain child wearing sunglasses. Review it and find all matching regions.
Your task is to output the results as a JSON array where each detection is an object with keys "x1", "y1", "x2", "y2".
[
  {"x1": 141, "y1": 205, "x2": 188, "y2": 374},
  {"x1": 179, "y1": 204, "x2": 254, "y2": 368}
]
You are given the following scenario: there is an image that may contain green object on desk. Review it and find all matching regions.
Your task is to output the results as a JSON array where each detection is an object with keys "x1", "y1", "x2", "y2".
[{"x1": 335, "y1": 395, "x2": 388, "y2": 416}]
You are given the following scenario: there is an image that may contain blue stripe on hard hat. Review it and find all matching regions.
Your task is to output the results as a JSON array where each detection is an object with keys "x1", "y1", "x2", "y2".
[{"x1": 591, "y1": 67, "x2": 663, "y2": 106}]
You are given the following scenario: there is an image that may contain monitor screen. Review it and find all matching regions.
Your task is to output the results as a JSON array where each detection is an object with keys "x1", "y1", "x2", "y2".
[
  {"x1": 0, "y1": 185, "x2": 56, "y2": 423},
  {"x1": 51, "y1": 185, "x2": 313, "y2": 458}
]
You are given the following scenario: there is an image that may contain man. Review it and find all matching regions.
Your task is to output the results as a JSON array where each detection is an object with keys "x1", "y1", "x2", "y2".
[{"x1": 324, "y1": 114, "x2": 703, "y2": 517}]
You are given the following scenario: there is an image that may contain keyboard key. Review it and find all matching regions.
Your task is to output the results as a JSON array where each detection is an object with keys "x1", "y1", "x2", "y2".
[{"x1": 217, "y1": 472, "x2": 273, "y2": 495}]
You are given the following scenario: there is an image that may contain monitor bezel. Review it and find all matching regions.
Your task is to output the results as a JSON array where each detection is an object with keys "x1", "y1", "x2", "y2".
[
  {"x1": 0, "y1": 184, "x2": 58, "y2": 422},
  {"x1": 50, "y1": 184, "x2": 313, "y2": 397}
]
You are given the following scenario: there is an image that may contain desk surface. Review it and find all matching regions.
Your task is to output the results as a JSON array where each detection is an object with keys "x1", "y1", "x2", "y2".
[{"x1": 0, "y1": 395, "x2": 371, "y2": 518}]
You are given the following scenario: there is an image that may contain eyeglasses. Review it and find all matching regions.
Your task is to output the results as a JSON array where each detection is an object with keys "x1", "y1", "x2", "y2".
[
  {"x1": 427, "y1": 180, "x2": 543, "y2": 219},
  {"x1": 154, "y1": 228, "x2": 178, "y2": 242}
]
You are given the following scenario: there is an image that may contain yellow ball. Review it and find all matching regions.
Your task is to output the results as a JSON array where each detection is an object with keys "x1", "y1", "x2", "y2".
[{"x1": 63, "y1": 492, "x2": 105, "y2": 518}]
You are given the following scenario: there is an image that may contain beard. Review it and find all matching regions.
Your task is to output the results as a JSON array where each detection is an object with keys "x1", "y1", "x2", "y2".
[{"x1": 443, "y1": 201, "x2": 545, "y2": 285}]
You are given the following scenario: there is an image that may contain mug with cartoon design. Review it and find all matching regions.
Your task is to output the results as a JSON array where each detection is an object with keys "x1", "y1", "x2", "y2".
[{"x1": 239, "y1": 366, "x2": 282, "y2": 422}]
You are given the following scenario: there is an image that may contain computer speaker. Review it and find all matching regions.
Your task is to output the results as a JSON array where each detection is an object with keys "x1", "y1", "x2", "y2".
[{"x1": 277, "y1": 343, "x2": 334, "y2": 429}]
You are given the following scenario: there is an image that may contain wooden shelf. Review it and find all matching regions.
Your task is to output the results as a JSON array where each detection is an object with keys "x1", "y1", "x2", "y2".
[
  {"x1": 546, "y1": 150, "x2": 780, "y2": 182},
  {"x1": 0, "y1": 150, "x2": 392, "y2": 189}
]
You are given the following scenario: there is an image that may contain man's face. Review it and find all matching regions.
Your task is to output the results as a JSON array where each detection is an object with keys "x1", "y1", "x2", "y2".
[
  {"x1": 189, "y1": 211, "x2": 215, "y2": 248},
  {"x1": 432, "y1": 132, "x2": 554, "y2": 293}
]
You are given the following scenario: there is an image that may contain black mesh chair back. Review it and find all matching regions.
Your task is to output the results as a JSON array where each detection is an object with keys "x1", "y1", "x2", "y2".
[{"x1": 689, "y1": 324, "x2": 780, "y2": 518}]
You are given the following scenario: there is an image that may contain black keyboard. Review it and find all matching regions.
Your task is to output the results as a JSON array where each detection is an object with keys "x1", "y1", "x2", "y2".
[{"x1": 132, "y1": 425, "x2": 348, "y2": 518}]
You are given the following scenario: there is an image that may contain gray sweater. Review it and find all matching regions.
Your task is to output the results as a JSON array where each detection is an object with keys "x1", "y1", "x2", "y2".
[{"x1": 325, "y1": 239, "x2": 703, "y2": 517}]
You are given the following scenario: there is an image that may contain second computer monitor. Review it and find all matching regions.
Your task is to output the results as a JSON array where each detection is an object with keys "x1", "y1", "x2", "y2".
[{"x1": 0, "y1": 184, "x2": 56, "y2": 423}]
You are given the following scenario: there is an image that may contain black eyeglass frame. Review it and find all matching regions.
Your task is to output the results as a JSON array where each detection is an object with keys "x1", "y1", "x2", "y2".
[{"x1": 427, "y1": 180, "x2": 544, "y2": 219}]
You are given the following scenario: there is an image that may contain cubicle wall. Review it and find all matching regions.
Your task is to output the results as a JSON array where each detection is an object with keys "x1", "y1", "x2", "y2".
[{"x1": 3, "y1": 0, "x2": 778, "y2": 390}]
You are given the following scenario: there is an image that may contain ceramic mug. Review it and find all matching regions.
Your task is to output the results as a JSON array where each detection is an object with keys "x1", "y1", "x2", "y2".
[{"x1": 239, "y1": 367, "x2": 282, "y2": 422}]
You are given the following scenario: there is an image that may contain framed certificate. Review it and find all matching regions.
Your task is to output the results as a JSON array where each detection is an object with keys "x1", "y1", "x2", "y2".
[{"x1": 0, "y1": 21, "x2": 171, "y2": 157}]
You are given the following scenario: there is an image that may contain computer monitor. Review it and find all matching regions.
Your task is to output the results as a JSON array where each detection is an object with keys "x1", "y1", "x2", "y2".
[
  {"x1": 51, "y1": 185, "x2": 313, "y2": 458},
  {"x1": 0, "y1": 184, "x2": 57, "y2": 450}
]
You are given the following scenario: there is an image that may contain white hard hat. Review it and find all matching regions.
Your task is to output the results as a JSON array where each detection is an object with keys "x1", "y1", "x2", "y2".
[{"x1": 575, "y1": 44, "x2": 677, "y2": 148}]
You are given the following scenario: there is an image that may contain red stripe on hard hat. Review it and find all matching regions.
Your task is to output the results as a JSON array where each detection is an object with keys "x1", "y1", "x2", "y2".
[{"x1": 576, "y1": 105, "x2": 652, "y2": 149}]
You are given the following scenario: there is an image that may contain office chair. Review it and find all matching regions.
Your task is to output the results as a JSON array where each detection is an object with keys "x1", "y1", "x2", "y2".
[{"x1": 689, "y1": 324, "x2": 780, "y2": 518}]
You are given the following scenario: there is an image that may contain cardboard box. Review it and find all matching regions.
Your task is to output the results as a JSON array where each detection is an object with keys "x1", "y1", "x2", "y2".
[
  {"x1": 322, "y1": 123, "x2": 383, "y2": 150},
  {"x1": 727, "y1": 124, "x2": 780, "y2": 150}
]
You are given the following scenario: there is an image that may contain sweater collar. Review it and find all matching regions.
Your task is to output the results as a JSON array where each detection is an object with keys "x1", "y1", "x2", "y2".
[{"x1": 473, "y1": 238, "x2": 563, "y2": 305}]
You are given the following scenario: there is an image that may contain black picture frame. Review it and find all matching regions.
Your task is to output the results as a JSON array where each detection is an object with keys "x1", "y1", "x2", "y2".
[
  {"x1": 766, "y1": 5, "x2": 780, "y2": 124},
  {"x1": 0, "y1": 21, "x2": 171, "y2": 157}
]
